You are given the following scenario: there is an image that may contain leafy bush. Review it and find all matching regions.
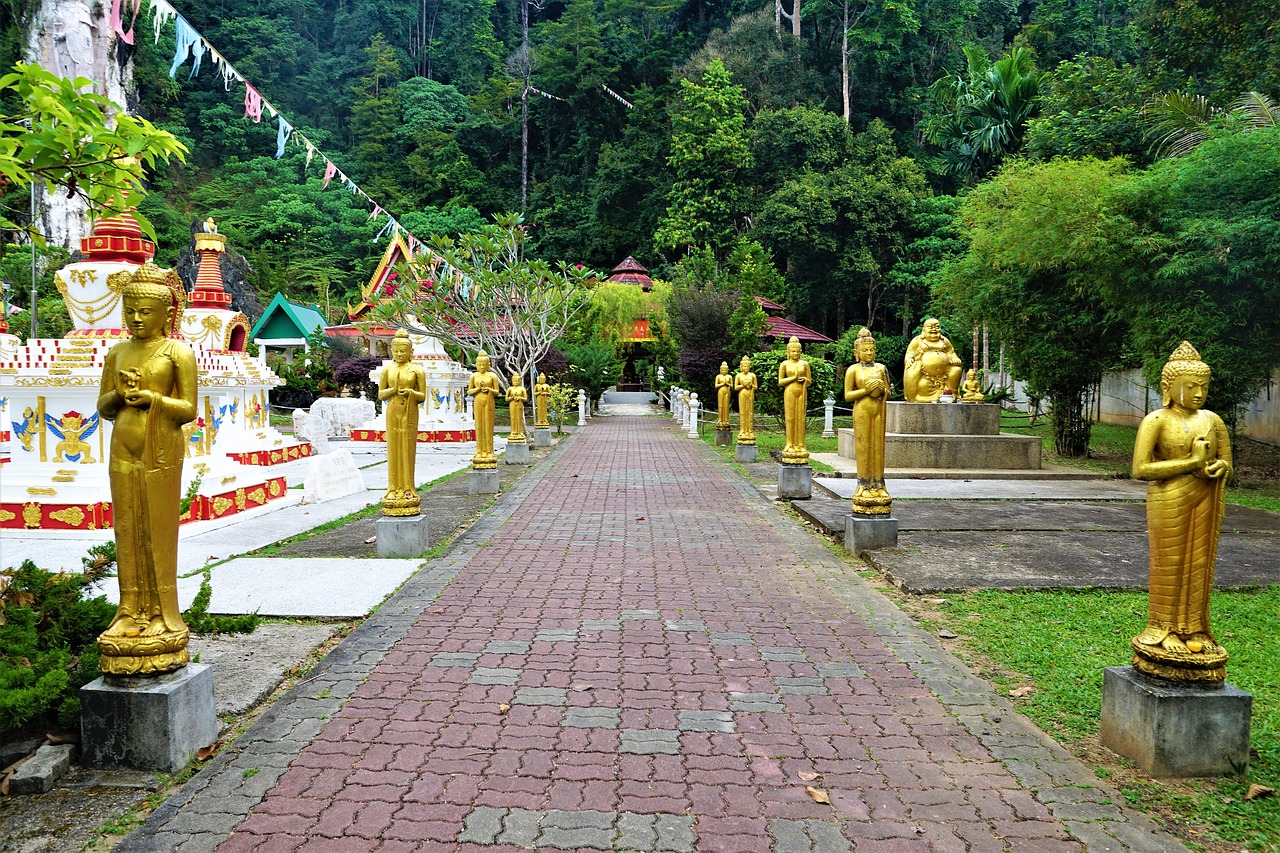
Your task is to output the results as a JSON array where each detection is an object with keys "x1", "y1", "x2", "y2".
[
  {"x1": 334, "y1": 356, "x2": 383, "y2": 399},
  {"x1": 182, "y1": 570, "x2": 261, "y2": 635},
  {"x1": 747, "y1": 348, "x2": 838, "y2": 417},
  {"x1": 560, "y1": 338, "x2": 622, "y2": 403},
  {"x1": 0, "y1": 555, "x2": 115, "y2": 733},
  {"x1": 832, "y1": 328, "x2": 909, "y2": 389}
]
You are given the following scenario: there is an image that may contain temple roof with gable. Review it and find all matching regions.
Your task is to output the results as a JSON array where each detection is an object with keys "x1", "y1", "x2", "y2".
[
  {"x1": 606, "y1": 256, "x2": 653, "y2": 291},
  {"x1": 251, "y1": 292, "x2": 328, "y2": 343},
  {"x1": 349, "y1": 232, "x2": 437, "y2": 321}
]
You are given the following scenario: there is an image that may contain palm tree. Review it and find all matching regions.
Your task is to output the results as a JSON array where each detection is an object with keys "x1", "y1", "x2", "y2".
[
  {"x1": 923, "y1": 45, "x2": 1044, "y2": 182},
  {"x1": 1145, "y1": 90, "x2": 1280, "y2": 157}
]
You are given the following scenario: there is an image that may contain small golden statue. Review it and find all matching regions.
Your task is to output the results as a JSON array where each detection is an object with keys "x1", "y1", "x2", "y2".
[
  {"x1": 506, "y1": 372, "x2": 528, "y2": 442},
  {"x1": 380, "y1": 330, "x2": 427, "y2": 517},
  {"x1": 1130, "y1": 341, "x2": 1232, "y2": 683},
  {"x1": 844, "y1": 328, "x2": 891, "y2": 515},
  {"x1": 960, "y1": 369, "x2": 986, "y2": 403},
  {"x1": 904, "y1": 318, "x2": 963, "y2": 403},
  {"x1": 95, "y1": 263, "x2": 198, "y2": 676},
  {"x1": 533, "y1": 372, "x2": 551, "y2": 429},
  {"x1": 778, "y1": 336, "x2": 811, "y2": 465},
  {"x1": 734, "y1": 356, "x2": 757, "y2": 445},
  {"x1": 468, "y1": 350, "x2": 500, "y2": 469},
  {"x1": 714, "y1": 362, "x2": 733, "y2": 428}
]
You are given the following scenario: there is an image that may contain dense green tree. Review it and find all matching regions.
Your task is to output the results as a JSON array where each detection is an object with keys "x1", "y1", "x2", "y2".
[
  {"x1": 883, "y1": 193, "x2": 964, "y2": 338},
  {"x1": 655, "y1": 59, "x2": 752, "y2": 255},
  {"x1": 935, "y1": 157, "x2": 1130, "y2": 456},
  {"x1": 1135, "y1": 0, "x2": 1280, "y2": 97},
  {"x1": 349, "y1": 34, "x2": 408, "y2": 205},
  {"x1": 1022, "y1": 56, "x2": 1154, "y2": 165},
  {"x1": 1015, "y1": 0, "x2": 1138, "y2": 68}
]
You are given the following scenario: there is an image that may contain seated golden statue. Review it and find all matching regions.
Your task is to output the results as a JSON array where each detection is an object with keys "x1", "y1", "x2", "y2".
[
  {"x1": 533, "y1": 372, "x2": 551, "y2": 429},
  {"x1": 904, "y1": 318, "x2": 963, "y2": 402},
  {"x1": 778, "y1": 336, "x2": 810, "y2": 465},
  {"x1": 506, "y1": 372, "x2": 528, "y2": 441},
  {"x1": 380, "y1": 330, "x2": 426, "y2": 516},
  {"x1": 960, "y1": 369, "x2": 986, "y2": 403},
  {"x1": 714, "y1": 361, "x2": 732, "y2": 428},
  {"x1": 1130, "y1": 341, "x2": 1232, "y2": 684},
  {"x1": 844, "y1": 328, "x2": 891, "y2": 515},
  {"x1": 734, "y1": 357, "x2": 757, "y2": 444},
  {"x1": 96, "y1": 264, "x2": 198, "y2": 675},
  {"x1": 468, "y1": 350, "x2": 500, "y2": 469}
]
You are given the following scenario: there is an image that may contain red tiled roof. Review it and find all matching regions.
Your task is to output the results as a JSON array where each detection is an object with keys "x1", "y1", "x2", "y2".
[
  {"x1": 607, "y1": 256, "x2": 653, "y2": 291},
  {"x1": 762, "y1": 315, "x2": 832, "y2": 343},
  {"x1": 755, "y1": 295, "x2": 786, "y2": 313}
]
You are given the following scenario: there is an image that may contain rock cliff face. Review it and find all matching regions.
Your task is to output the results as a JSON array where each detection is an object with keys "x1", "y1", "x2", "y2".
[
  {"x1": 26, "y1": 0, "x2": 136, "y2": 249},
  {"x1": 174, "y1": 222, "x2": 265, "y2": 323}
]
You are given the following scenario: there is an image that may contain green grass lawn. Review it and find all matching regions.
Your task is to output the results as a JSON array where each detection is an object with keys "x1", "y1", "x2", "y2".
[
  {"x1": 697, "y1": 415, "x2": 838, "y2": 473},
  {"x1": 909, "y1": 587, "x2": 1280, "y2": 851}
]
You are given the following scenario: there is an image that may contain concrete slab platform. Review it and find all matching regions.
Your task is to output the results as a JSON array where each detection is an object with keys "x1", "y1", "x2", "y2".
[
  {"x1": 815, "y1": 475, "x2": 1147, "y2": 501},
  {"x1": 811, "y1": 453, "x2": 1102, "y2": 480}
]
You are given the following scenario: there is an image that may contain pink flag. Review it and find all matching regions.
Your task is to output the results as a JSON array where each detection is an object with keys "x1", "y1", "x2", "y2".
[
  {"x1": 244, "y1": 84, "x2": 264, "y2": 123},
  {"x1": 322, "y1": 160, "x2": 337, "y2": 189},
  {"x1": 110, "y1": 0, "x2": 142, "y2": 45}
]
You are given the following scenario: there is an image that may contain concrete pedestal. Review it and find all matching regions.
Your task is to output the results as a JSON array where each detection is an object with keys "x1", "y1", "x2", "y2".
[
  {"x1": 735, "y1": 444, "x2": 758, "y2": 463},
  {"x1": 715, "y1": 428, "x2": 732, "y2": 446},
  {"x1": 469, "y1": 468, "x2": 500, "y2": 494},
  {"x1": 533, "y1": 428, "x2": 552, "y2": 447},
  {"x1": 376, "y1": 514, "x2": 429, "y2": 558},
  {"x1": 505, "y1": 441, "x2": 530, "y2": 464},
  {"x1": 887, "y1": 401, "x2": 1000, "y2": 435},
  {"x1": 80, "y1": 664, "x2": 217, "y2": 773},
  {"x1": 777, "y1": 464, "x2": 812, "y2": 500},
  {"x1": 1100, "y1": 666, "x2": 1252, "y2": 777},
  {"x1": 845, "y1": 514, "x2": 899, "y2": 554}
]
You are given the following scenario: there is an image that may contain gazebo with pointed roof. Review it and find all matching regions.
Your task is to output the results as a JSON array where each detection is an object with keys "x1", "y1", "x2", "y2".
[{"x1": 607, "y1": 256, "x2": 654, "y2": 291}]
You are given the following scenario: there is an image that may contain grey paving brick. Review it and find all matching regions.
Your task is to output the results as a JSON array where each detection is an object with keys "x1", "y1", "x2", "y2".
[
  {"x1": 775, "y1": 677, "x2": 828, "y2": 695},
  {"x1": 513, "y1": 686, "x2": 569, "y2": 706},
  {"x1": 534, "y1": 628, "x2": 579, "y2": 642},
  {"x1": 678, "y1": 710, "x2": 736, "y2": 733},
  {"x1": 653, "y1": 814, "x2": 697, "y2": 852},
  {"x1": 431, "y1": 652, "x2": 480, "y2": 667},
  {"x1": 760, "y1": 646, "x2": 808, "y2": 662},
  {"x1": 621, "y1": 609, "x2": 661, "y2": 621},
  {"x1": 484, "y1": 639, "x2": 531, "y2": 655},
  {"x1": 563, "y1": 707, "x2": 622, "y2": 729},
  {"x1": 539, "y1": 809, "x2": 614, "y2": 849},
  {"x1": 730, "y1": 692, "x2": 785, "y2": 713},
  {"x1": 769, "y1": 818, "x2": 812, "y2": 853},
  {"x1": 664, "y1": 619, "x2": 706, "y2": 632},
  {"x1": 468, "y1": 667, "x2": 521, "y2": 685},
  {"x1": 709, "y1": 632, "x2": 754, "y2": 646},
  {"x1": 498, "y1": 807, "x2": 542, "y2": 846},
  {"x1": 458, "y1": 806, "x2": 506, "y2": 844},
  {"x1": 620, "y1": 729, "x2": 681, "y2": 754},
  {"x1": 816, "y1": 661, "x2": 866, "y2": 678},
  {"x1": 806, "y1": 820, "x2": 852, "y2": 851},
  {"x1": 616, "y1": 813, "x2": 658, "y2": 850},
  {"x1": 581, "y1": 619, "x2": 622, "y2": 631}
]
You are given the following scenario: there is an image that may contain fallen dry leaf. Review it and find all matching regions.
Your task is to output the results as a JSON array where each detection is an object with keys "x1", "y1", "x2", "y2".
[
  {"x1": 196, "y1": 743, "x2": 219, "y2": 760},
  {"x1": 498, "y1": 704, "x2": 511, "y2": 714},
  {"x1": 636, "y1": 516, "x2": 646, "y2": 521},
  {"x1": 805, "y1": 786, "x2": 831, "y2": 804},
  {"x1": 798, "y1": 771, "x2": 819, "y2": 782},
  {"x1": 568, "y1": 473, "x2": 579, "y2": 478},
  {"x1": 571, "y1": 683, "x2": 594, "y2": 692},
  {"x1": 363, "y1": 535, "x2": 377, "y2": 544},
  {"x1": 1245, "y1": 784, "x2": 1276, "y2": 801},
  {"x1": 1009, "y1": 685, "x2": 1034, "y2": 698}
]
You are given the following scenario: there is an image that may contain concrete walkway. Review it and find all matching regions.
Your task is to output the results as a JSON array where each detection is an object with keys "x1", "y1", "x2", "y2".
[{"x1": 118, "y1": 416, "x2": 1186, "y2": 853}]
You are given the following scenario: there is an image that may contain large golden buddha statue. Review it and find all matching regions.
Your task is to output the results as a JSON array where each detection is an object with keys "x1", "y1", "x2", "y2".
[
  {"x1": 380, "y1": 330, "x2": 426, "y2": 516},
  {"x1": 95, "y1": 264, "x2": 197, "y2": 676},
  {"x1": 844, "y1": 328, "x2": 891, "y2": 515},
  {"x1": 506, "y1": 372, "x2": 527, "y2": 441},
  {"x1": 533, "y1": 372, "x2": 551, "y2": 429},
  {"x1": 778, "y1": 336, "x2": 811, "y2": 465},
  {"x1": 734, "y1": 356, "x2": 757, "y2": 444},
  {"x1": 1130, "y1": 341, "x2": 1232, "y2": 683},
  {"x1": 714, "y1": 361, "x2": 732, "y2": 429},
  {"x1": 904, "y1": 318, "x2": 963, "y2": 402},
  {"x1": 468, "y1": 350, "x2": 500, "y2": 469}
]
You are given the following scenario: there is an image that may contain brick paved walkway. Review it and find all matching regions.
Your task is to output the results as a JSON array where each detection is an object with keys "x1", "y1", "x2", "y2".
[{"x1": 119, "y1": 416, "x2": 1186, "y2": 853}]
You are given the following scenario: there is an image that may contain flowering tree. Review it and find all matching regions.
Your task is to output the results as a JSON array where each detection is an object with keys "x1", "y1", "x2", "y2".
[{"x1": 373, "y1": 213, "x2": 595, "y2": 388}]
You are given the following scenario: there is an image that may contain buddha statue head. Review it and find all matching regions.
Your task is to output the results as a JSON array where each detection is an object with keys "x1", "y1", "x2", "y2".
[
  {"x1": 475, "y1": 350, "x2": 491, "y2": 373},
  {"x1": 122, "y1": 263, "x2": 184, "y2": 339},
  {"x1": 855, "y1": 327, "x2": 876, "y2": 363},
  {"x1": 391, "y1": 329, "x2": 412, "y2": 364},
  {"x1": 921, "y1": 318, "x2": 943, "y2": 342},
  {"x1": 1161, "y1": 341, "x2": 1211, "y2": 410},
  {"x1": 739, "y1": 356, "x2": 751, "y2": 372},
  {"x1": 720, "y1": 361, "x2": 729, "y2": 374},
  {"x1": 786, "y1": 336, "x2": 802, "y2": 360},
  {"x1": 538, "y1": 372, "x2": 547, "y2": 385}
]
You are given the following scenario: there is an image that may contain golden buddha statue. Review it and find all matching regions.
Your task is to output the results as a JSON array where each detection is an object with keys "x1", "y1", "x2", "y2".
[
  {"x1": 844, "y1": 328, "x2": 891, "y2": 515},
  {"x1": 960, "y1": 369, "x2": 986, "y2": 403},
  {"x1": 468, "y1": 350, "x2": 500, "y2": 469},
  {"x1": 734, "y1": 356, "x2": 758, "y2": 445},
  {"x1": 379, "y1": 330, "x2": 427, "y2": 517},
  {"x1": 778, "y1": 336, "x2": 811, "y2": 465},
  {"x1": 1130, "y1": 341, "x2": 1232, "y2": 683},
  {"x1": 904, "y1": 318, "x2": 963, "y2": 402},
  {"x1": 506, "y1": 372, "x2": 528, "y2": 442},
  {"x1": 533, "y1": 372, "x2": 551, "y2": 429},
  {"x1": 714, "y1": 361, "x2": 732, "y2": 428},
  {"x1": 95, "y1": 263, "x2": 197, "y2": 676}
]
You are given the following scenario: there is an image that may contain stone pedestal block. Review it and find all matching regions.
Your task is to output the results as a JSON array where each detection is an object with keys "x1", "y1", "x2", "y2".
[
  {"x1": 886, "y1": 401, "x2": 1000, "y2": 435},
  {"x1": 376, "y1": 514, "x2": 429, "y2": 558},
  {"x1": 1100, "y1": 666, "x2": 1252, "y2": 777},
  {"x1": 845, "y1": 514, "x2": 899, "y2": 554},
  {"x1": 715, "y1": 428, "x2": 732, "y2": 446},
  {"x1": 777, "y1": 464, "x2": 813, "y2": 500},
  {"x1": 80, "y1": 664, "x2": 217, "y2": 773},
  {"x1": 734, "y1": 444, "x2": 758, "y2": 463},
  {"x1": 838, "y1": 429, "x2": 1042, "y2": 470},
  {"x1": 533, "y1": 428, "x2": 552, "y2": 447},
  {"x1": 469, "y1": 468, "x2": 500, "y2": 495},
  {"x1": 505, "y1": 441, "x2": 530, "y2": 464}
]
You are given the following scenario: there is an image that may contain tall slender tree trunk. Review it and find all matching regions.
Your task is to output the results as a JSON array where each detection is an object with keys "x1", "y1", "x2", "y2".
[
  {"x1": 841, "y1": 2, "x2": 850, "y2": 123},
  {"x1": 520, "y1": 0, "x2": 530, "y2": 210}
]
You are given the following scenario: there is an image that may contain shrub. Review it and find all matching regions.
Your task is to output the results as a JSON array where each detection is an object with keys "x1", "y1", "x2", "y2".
[
  {"x1": 747, "y1": 348, "x2": 838, "y2": 417},
  {"x1": 334, "y1": 356, "x2": 383, "y2": 398}
]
